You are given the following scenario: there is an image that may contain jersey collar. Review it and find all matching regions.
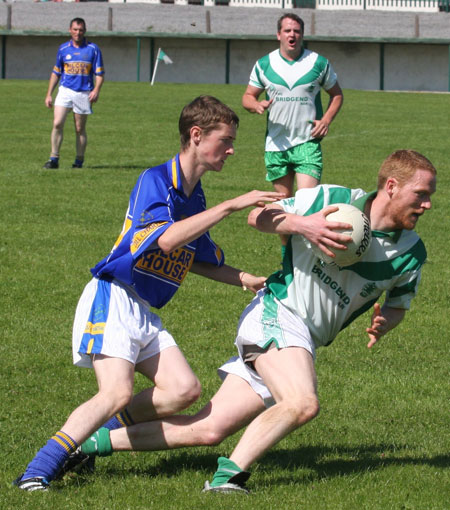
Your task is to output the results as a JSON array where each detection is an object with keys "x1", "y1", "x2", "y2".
[
  {"x1": 70, "y1": 39, "x2": 87, "y2": 49},
  {"x1": 278, "y1": 47, "x2": 305, "y2": 65},
  {"x1": 351, "y1": 190, "x2": 402, "y2": 243},
  {"x1": 169, "y1": 155, "x2": 183, "y2": 192}
]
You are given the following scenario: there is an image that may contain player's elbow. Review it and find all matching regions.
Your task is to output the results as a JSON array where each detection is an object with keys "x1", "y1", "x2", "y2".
[
  {"x1": 247, "y1": 207, "x2": 262, "y2": 228},
  {"x1": 157, "y1": 235, "x2": 178, "y2": 255}
]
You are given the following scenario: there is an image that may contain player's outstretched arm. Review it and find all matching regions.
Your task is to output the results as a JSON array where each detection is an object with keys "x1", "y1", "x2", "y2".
[
  {"x1": 191, "y1": 262, "x2": 266, "y2": 294},
  {"x1": 366, "y1": 303, "x2": 406, "y2": 348},
  {"x1": 248, "y1": 204, "x2": 352, "y2": 258},
  {"x1": 158, "y1": 190, "x2": 284, "y2": 254}
]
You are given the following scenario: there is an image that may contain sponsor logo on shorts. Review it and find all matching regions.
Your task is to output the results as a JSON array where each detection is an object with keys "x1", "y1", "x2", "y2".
[
  {"x1": 135, "y1": 247, "x2": 194, "y2": 284},
  {"x1": 312, "y1": 264, "x2": 350, "y2": 309},
  {"x1": 83, "y1": 321, "x2": 106, "y2": 336}
]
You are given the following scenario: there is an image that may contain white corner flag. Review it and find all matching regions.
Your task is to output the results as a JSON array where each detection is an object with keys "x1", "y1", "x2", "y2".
[{"x1": 151, "y1": 48, "x2": 173, "y2": 86}]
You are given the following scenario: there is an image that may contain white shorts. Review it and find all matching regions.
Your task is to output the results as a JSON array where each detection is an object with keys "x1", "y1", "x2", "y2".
[
  {"x1": 72, "y1": 277, "x2": 177, "y2": 368},
  {"x1": 218, "y1": 289, "x2": 315, "y2": 407},
  {"x1": 55, "y1": 85, "x2": 92, "y2": 115}
]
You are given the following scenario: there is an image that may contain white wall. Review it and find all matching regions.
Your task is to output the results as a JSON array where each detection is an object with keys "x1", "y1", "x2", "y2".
[{"x1": 1, "y1": 34, "x2": 449, "y2": 92}]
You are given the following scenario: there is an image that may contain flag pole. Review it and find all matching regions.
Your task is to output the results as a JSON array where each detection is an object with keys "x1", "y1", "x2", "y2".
[{"x1": 151, "y1": 48, "x2": 161, "y2": 86}]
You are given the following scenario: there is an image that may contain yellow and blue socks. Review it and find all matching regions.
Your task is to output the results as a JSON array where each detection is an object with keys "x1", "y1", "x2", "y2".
[
  {"x1": 102, "y1": 410, "x2": 135, "y2": 431},
  {"x1": 22, "y1": 431, "x2": 78, "y2": 482}
]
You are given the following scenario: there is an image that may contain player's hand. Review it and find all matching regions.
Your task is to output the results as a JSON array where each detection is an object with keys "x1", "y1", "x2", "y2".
[
  {"x1": 45, "y1": 95, "x2": 53, "y2": 109},
  {"x1": 255, "y1": 98, "x2": 273, "y2": 114},
  {"x1": 310, "y1": 119, "x2": 330, "y2": 139},
  {"x1": 230, "y1": 190, "x2": 285, "y2": 212},
  {"x1": 240, "y1": 273, "x2": 266, "y2": 294},
  {"x1": 300, "y1": 205, "x2": 352, "y2": 258},
  {"x1": 89, "y1": 90, "x2": 100, "y2": 103},
  {"x1": 366, "y1": 303, "x2": 388, "y2": 348}
]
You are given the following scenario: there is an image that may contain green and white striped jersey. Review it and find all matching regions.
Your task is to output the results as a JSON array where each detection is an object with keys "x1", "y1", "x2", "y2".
[
  {"x1": 265, "y1": 185, "x2": 426, "y2": 348},
  {"x1": 249, "y1": 48, "x2": 337, "y2": 152}
]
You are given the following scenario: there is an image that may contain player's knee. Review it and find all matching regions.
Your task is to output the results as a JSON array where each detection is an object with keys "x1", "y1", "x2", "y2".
[
  {"x1": 281, "y1": 396, "x2": 320, "y2": 427},
  {"x1": 200, "y1": 426, "x2": 228, "y2": 447},
  {"x1": 100, "y1": 387, "x2": 134, "y2": 416},
  {"x1": 74, "y1": 125, "x2": 86, "y2": 137},
  {"x1": 173, "y1": 377, "x2": 202, "y2": 409},
  {"x1": 301, "y1": 397, "x2": 320, "y2": 423}
]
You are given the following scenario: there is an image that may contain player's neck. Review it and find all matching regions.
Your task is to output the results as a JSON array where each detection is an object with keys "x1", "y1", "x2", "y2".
[
  {"x1": 280, "y1": 47, "x2": 302, "y2": 61},
  {"x1": 178, "y1": 151, "x2": 203, "y2": 198},
  {"x1": 71, "y1": 38, "x2": 85, "y2": 48},
  {"x1": 368, "y1": 194, "x2": 396, "y2": 232}
]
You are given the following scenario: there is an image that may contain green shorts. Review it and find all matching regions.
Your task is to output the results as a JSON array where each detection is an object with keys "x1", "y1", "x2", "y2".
[{"x1": 265, "y1": 139, "x2": 323, "y2": 183}]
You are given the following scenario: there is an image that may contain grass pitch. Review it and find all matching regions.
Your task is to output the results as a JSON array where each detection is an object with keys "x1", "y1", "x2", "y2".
[{"x1": 0, "y1": 80, "x2": 449, "y2": 510}]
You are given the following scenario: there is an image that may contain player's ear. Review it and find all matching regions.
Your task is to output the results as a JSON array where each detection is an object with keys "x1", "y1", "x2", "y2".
[
  {"x1": 190, "y1": 126, "x2": 202, "y2": 146},
  {"x1": 385, "y1": 177, "x2": 399, "y2": 198}
]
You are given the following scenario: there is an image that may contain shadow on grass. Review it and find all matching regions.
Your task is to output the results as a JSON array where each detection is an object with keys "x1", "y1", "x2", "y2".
[{"x1": 95, "y1": 444, "x2": 449, "y2": 482}]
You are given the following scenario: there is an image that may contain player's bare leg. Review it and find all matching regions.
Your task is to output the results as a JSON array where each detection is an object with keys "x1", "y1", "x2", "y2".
[
  {"x1": 124, "y1": 346, "x2": 202, "y2": 422},
  {"x1": 296, "y1": 172, "x2": 319, "y2": 189},
  {"x1": 228, "y1": 346, "x2": 319, "y2": 470},
  {"x1": 110, "y1": 373, "x2": 265, "y2": 451},
  {"x1": 60, "y1": 355, "x2": 136, "y2": 444},
  {"x1": 50, "y1": 106, "x2": 70, "y2": 158},
  {"x1": 14, "y1": 355, "x2": 136, "y2": 487},
  {"x1": 73, "y1": 113, "x2": 88, "y2": 165}
]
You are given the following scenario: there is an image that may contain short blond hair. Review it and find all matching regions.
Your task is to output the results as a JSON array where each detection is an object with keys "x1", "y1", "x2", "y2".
[{"x1": 377, "y1": 150, "x2": 436, "y2": 190}]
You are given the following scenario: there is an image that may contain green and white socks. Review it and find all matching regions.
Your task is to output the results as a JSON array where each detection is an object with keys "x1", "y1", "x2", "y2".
[
  {"x1": 210, "y1": 457, "x2": 244, "y2": 487},
  {"x1": 81, "y1": 427, "x2": 113, "y2": 457}
]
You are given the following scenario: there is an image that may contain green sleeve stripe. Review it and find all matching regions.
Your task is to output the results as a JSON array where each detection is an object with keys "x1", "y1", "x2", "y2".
[
  {"x1": 304, "y1": 187, "x2": 324, "y2": 216},
  {"x1": 347, "y1": 239, "x2": 426, "y2": 280},
  {"x1": 387, "y1": 277, "x2": 419, "y2": 298},
  {"x1": 328, "y1": 187, "x2": 352, "y2": 205},
  {"x1": 303, "y1": 187, "x2": 352, "y2": 217}
]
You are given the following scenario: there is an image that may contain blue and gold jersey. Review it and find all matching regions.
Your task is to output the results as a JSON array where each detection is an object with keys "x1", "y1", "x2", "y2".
[
  {"x1": 91, "y1": 155, "x2": 225, "y2": 309},
  {"x1": 53, "y1": 39, "x2": 104, "y2": 92}
]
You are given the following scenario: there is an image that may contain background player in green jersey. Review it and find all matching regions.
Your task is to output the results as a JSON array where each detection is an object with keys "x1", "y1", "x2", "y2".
[
  {"x1": 242, "y1": 13, "x2": 343, "y2": 198},
  {"x1": 62, "y1": 150, "x2": 436, "y2": 494}
]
